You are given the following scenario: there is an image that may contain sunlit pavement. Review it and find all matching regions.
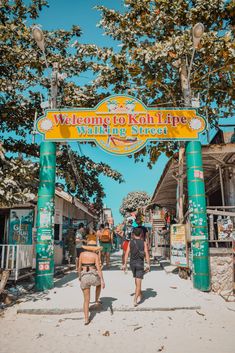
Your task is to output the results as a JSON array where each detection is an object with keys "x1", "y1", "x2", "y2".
[
  {"x1": 1, "y1": 251, "x2": 235, "y2": 353},
  {"x1": 16, "y1": 250, "x2": 233, "y2": 313}
]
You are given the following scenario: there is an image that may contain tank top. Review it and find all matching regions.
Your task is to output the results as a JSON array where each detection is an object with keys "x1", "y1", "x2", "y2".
[{"x1": 130, "y1": 239, "x2": 144, "y2": 261}]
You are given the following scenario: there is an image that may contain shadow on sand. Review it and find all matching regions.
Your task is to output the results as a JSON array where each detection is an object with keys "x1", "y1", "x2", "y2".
[
  {"x1": 54, "y1": 271, "x2": 78, "y2": 288},
  {"x1": 130, "y1": 287, "x2": 157, "y2": 304},
  {"x1": 89, "y1": 296, "x2": 118, "y2": 322},
  {"x1": 139, "y1": 288, "x2": 157, "y2": 303}
]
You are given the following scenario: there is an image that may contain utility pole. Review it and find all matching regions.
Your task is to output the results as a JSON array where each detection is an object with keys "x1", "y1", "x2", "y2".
[
  {"x1": 180, "y1": 33, "x2": 210, "y2": 291},
  {"x1": 35, "y1": 61, "x2": 58, "y2": 291}
]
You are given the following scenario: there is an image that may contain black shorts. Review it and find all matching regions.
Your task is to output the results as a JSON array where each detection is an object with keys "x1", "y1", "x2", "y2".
[
  {"x1": 76, "y1": 248, "x2": 84, "y2": 257},
  {"x1": 130, "y1": 261, "x2": 144, "y2": 279}
]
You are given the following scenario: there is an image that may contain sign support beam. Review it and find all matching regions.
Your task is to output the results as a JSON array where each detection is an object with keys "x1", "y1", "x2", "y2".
[
  {"x1": 35, "y1": 63, "x2": 58, "y2": 291},
  {"x1": 181, "y1": 61, "x2": 210, "y2": 291}
]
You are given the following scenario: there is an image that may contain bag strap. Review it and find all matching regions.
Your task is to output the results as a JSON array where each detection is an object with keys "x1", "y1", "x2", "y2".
[{"x1": 133, "y1": 239, "x2": 144, "y2": 259}]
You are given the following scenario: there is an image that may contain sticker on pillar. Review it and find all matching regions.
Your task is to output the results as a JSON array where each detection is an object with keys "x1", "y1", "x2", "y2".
[
  {"x1": 36, "y1": 244, "x2": 54, "y2": 259},
  {"x1": 39, "y1": 261, "x2": 50, "y2": 271},
  {"x1": 36, "y1": 95, "x2": 207, "y2": 156},
  {"x1": 192, "y1": 239, "x2": 207, "y2": 257},
  {"x1": 193, "y1": 234, "x2": 207, "y2": 240},
  {"x1": 194, "y1": 170, "x2": 204, "y2": 179},
  {"x1": 39, "y1": 209, "x2": 51, "y2": 227},
  {"x1": 37, "y1": 228, "x2": 52, "y2": 241}
]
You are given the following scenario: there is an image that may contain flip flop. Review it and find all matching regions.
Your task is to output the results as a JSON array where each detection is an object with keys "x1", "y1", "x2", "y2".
[{"x1": 84, "y1": 319, "x2": 90, "y2": 326}]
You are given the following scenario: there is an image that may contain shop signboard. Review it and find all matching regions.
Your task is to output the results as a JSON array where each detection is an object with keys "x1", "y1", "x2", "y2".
[
  {"x1": 36, "y1": 95, "x2": 206, "y2": 156},
  {"x1": 170, "y1": 224, "x2": 188, "y2": 267},
  {"x1": 9, "y1": 209, "x2": 34, "y2": 244}
]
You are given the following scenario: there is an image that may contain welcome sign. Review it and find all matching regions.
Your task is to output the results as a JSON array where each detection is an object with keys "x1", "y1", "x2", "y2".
[{"x1": 37, "y1": 95, "x2": 206, "y2": 155}]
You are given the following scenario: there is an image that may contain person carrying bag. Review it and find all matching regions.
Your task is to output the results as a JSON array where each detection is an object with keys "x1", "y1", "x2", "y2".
[
  {"x1": 99, "y1": 222, "x2": 113, "y2": 267},
  {"x1": 123, "y1": 227, "x2": 150, "y2": 306}
]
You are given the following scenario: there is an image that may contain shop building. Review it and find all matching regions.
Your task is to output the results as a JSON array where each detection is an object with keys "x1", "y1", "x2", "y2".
[
  {"x1": 0, "y1": 187, "x2": 97, "y2": 280},
  {"x1": 149, "y1": 130, "x2": 235, "y2": 299},
  {"x1": 100, "y1": 206, "x2": 114, "y2": 228}
]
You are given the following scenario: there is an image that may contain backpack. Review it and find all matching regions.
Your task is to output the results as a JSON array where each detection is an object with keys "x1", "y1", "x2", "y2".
[{"x1": 100, "y1": 228, "x2": 111, "y2": 243}]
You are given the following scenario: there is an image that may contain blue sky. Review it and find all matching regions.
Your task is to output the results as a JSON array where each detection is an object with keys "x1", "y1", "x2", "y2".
[
  {"x1": 33, "y1": 0, "x2": 121, "y2": 46},
  {"x1": 30, "y1": 0, "x2": 169, "y2": 224}
]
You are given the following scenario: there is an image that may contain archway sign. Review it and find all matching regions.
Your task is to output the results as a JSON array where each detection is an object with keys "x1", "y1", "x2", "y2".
[
  {"x1": 35, "y1": 95, "x2": 210, "y2": 294},
  {"x1": 36, "y1": 95, "x2": 206, "y2": 155}
]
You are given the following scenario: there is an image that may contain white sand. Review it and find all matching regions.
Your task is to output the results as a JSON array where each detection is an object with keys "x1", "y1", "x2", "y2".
[
  {"x1": 1, "y1": 251, "x2": 234, "y2": 353},
  {"x1": 0, "y1": 304, "x2": 234, "y2": 353}
]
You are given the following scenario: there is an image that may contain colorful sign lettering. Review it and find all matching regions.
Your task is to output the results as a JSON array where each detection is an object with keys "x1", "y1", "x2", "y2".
[{"x1": 36, "y1": 95, "x2": 206, "y2": 155}]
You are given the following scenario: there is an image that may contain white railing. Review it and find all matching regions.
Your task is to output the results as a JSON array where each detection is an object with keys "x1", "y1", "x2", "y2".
[{"x1": 0, "y1": 245, "x2": 33, "y2": 281}]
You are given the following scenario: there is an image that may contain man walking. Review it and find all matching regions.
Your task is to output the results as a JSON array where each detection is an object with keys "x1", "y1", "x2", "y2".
[
  {"x1": 99, "y1": 222, "x2": 113, "y2": 268},
  {"x1": 123, "y1": 227, "x2": 150, "y2": 306}
]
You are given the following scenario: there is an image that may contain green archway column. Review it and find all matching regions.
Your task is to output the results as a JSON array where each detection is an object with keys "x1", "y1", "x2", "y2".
[
  {"x1": 35, "y1": 142, "x2": 56, "y2": 291},
  {"x1": 185, "y1": 141, "x2": 210, "y2": 291}
]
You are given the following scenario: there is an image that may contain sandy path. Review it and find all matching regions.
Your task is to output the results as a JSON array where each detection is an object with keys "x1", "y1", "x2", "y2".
[
  {"x1": 0, "y1": 305, "x2": 234, "y2": 353},
  {"x1": 1, "y1": 251, "x2": 234, "y2": 353}
]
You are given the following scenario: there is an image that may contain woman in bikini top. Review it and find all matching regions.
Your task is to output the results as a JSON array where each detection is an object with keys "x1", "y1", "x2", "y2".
[
  {"x1": 78, "y1": 240, "x2": 105, "y2": 325},
  {"x1": 81, "y1": 262, "x2": 97, "y2": 272}
]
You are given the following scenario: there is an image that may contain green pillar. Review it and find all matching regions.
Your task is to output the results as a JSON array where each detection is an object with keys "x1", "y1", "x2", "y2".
[
  {"x1": 35, "y1": 142, "x2": 56, "y2": 291},
  {"x1": 185, "y1": 141, "x2": 210, "y2": 291}
]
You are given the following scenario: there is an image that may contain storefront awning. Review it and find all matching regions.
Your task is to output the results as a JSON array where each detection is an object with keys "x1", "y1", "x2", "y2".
[{"x1": 151, "y1": 143, "x2": 235, "y2": 209}]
